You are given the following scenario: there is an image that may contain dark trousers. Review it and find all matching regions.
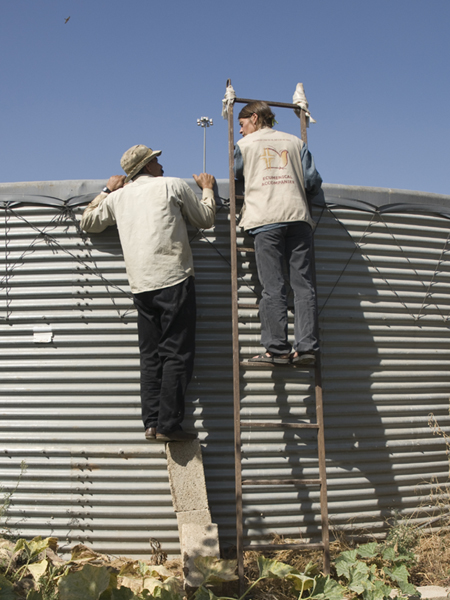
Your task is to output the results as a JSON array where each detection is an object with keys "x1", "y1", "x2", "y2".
[
  {"x1": 133, "y1": 277, "x2": 196, "y2": 434},
  {"x1": 254, "y1": 222, "x2": 319, "y2": 355}
]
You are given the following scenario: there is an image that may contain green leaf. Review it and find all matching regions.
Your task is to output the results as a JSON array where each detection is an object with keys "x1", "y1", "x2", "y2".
[
  {"x1": 394, "y1": 552, "x2": 416, "y2": 567},
  {"x1": 335, "y1": 550, "x2": 358, "y2": 579},
  {"x1": 357, "y1": 543, "x2": 379, "y2": 559},
  {"x1": 302, "y1": 562, "x2": 321, "y2": 577},
  {"x1": 361, "y1": 579, "x2": 392, "y2": 600},
  {"x1": 383, "y1": 565, "x2": 417, "y2": 596},
  {"x1": 193, "y1": 556, "x2": 238, "y2": 584},
  {"x1": 257, "y1": 556, "x2": 295, "y2": 579},
  {"x1": 110, "y1": 588, "x2": 135, "y2": 600},
  {"x1": 27, "y1": 591, "x2": 44, "y2": 600},
  {"x1": 13, "y1": 539, "x2": 26, "y2": 554},
  {"x1": 287, "y1": 573, "x2": 316, "y2": 593},
  {"x1": 152, "y1": 585, "x2": 180, "y2": 600},
  {"x1": 141, "y1": 576, "x2": 166, "y2": 593},
  {"x1": 310, "y1": 576, "x2": 345, "y2": 600},
  {"x1": 383, "y1": 564, "x2": 410, "y2": 585},
  {"x1": 99, "y1": 572, "x2": 121, "y2": 600},
  {"x1": 147, "y1": 565, "x2": 172, "y2": 580},
  {"x1": 27, "y1": 559, "x2": 48, "y2": 581},
  {"x1": 59, "y1": 564, "x2": 110, "y2": 600},
  {"x1": 157, "y1": 576, "x2": 180, "y2": 596},
  {"x1": 0, "y1": 574, "x2": 15, "y2": 600},
  {"x1": 399, "y1": 582, "x2": 417, "y2": 596},
  {"x1": 118, "y1": 562, "x2": 138, "y2": 578},
  {"x1": 347, "y1": 562, "x2": 371, "y2": 594},
  {"x1": 135, "y1": 576, "x2": 181, "y2": 600},
  {"x1": 26, "y1": 537, "x2": 53, "y2": 559},
  {"x1": 381, "y1": 546, "x2": 396, "y2": 562},
  {"x1": 118, "y1": 577, "x2": 141, "y2": 595},
  {"x1": 27, "y1": 592, "x2": 43, "y2": 600},
  {"x1": 137, "y1": 561, "x2": 150, "y2": 577},
  {"x1": 193, "y1": 586, "x2": 218, "y2": 600}
]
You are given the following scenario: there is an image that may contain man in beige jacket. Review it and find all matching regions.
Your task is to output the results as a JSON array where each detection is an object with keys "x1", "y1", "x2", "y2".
[{"x1": 81, "y1": 144, "x2": 216, "y2": 441}]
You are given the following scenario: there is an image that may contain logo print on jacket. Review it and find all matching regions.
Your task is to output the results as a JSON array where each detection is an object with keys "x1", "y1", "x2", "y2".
[{"x1": 259, "y1": 147, "x2": 289, "y2": 169}]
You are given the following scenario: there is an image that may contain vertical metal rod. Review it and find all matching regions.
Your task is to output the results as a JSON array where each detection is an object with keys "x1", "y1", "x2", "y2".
[
  {"x1": 227, "y1": 97, "x2": 244, "y2": 586},
  {"x1": 203, "y1": 126, "x2": 207, "y2": 172},
  {"x1": 300, "y1": 110, "x2": 308, "y2": 148},
  {"x1": 4, "y1": 208, "x2": 11, "y2": 319},
  {"x1": 300, "y1": 108, "x2": 330, "y2": 574}
]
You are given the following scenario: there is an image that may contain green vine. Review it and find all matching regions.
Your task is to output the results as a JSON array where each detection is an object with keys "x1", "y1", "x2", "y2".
[{"x1": 0, "y1": 536, "x2": 420, "y2": 600}]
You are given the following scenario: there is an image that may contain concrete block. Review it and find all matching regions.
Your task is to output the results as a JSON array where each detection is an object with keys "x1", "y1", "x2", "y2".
[
  {"x1": 176, "y1": 509, "x2": 212, "y2": 547},
  {"x1": 181, "y1": 523, "x2": 220, "y2": 588},
  {"x1": 415, "y1": 587, "x2": 450, "y2": 600},
  {"x1": 166, "y1": 439, "x2": 209, "y2": 513},
  {"x1": 390, "y1": 587, "x2": 450, "y2": 600}
]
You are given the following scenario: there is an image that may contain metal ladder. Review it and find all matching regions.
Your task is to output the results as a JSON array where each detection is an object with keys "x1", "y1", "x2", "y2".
[{"x1": 225, "y1": 80, "x2": 330, "y2": 582}]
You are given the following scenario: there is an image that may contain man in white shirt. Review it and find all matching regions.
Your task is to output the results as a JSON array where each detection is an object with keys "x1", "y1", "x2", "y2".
[{"x1": 81, "y1": 144, "x2": 216, "y2": 442}]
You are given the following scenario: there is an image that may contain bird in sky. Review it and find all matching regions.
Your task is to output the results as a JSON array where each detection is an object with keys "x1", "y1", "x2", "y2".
[{"x1": 64, "y1": 16, "x2": 71, "y2": 24}]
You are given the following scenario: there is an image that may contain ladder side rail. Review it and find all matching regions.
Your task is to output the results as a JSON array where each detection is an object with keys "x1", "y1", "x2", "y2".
[
  {"x1": 315, "y1": 352, "x2": 330, "y2": 573},
  {"x1": 227, "y1": 100, "x2": 245, "y2": 584},
  {"x1": 300, "y1": 109, "x2": 330, "y2": 574}
]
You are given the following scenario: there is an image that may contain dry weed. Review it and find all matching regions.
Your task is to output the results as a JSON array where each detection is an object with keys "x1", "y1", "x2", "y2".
[
  {"x1": 411, "y1": 529, "x2": 450, "y2": 586},
  {"x1": 406, "y1": 478, "x2": 450, "y2": 586}
]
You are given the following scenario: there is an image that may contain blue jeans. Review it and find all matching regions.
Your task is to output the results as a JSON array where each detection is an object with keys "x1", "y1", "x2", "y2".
[
  {"x1": 133, "y1": 277, "x2": 196, "y2": 434},
  {"x1": 254, "y1": 222, "x2": 319, "y2": 355}
]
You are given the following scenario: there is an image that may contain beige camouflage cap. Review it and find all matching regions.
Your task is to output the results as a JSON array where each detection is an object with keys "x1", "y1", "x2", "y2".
[{"x1": 120, "y1": 144, "x2": 162, "y2": 183}]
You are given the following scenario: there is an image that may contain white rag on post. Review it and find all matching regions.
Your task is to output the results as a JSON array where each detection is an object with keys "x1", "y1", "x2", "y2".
[
  {"x1": 292, "y1": 83, "x2": 316, "y2": 127},
  {"x1": 221, "y1": 84, "x2": 236, "y2": 119}
]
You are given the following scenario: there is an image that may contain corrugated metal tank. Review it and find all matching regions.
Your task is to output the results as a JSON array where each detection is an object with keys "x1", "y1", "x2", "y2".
[{"x1": 0, "y1": 179, "x2": 449, "y2": 557}]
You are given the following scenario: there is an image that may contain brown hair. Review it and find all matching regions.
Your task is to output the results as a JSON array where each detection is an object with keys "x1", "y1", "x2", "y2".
[{"x1": 238, "y1": 101, "x2": 275, "y2": 129}]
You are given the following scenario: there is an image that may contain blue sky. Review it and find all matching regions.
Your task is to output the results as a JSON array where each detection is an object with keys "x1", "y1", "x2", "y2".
[{"x1": 0, "y1": 0, "x2": 449, "y2": 195}]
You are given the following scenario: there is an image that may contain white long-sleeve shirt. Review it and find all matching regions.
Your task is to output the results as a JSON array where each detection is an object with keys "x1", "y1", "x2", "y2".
[{"x1": 80, "y1": 174, "x2": 216, "y2": 294}]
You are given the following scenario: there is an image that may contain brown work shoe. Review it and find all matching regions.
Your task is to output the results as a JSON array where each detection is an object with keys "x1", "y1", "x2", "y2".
[
  {"x1": 156, "y1": 429, "x2": 197, "y2": 442},
  {"x1": 145, "y1": 427, "x2": 156, "y2": 440}
]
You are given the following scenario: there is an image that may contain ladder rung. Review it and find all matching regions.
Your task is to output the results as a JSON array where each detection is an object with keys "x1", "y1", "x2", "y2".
[
  {"x1": 243, "y1": 542, "x2": 325, "y2": 552},
  {"x1": 240, "y1": 421, "x2": 318, "y2": 429},
  {"x1": 240, "y1": 360, "x2": 315, "y2": 369},
  {"x1": 242, "y1": 478, "x2": 321, "y2": 486},
  {"x1": 235, "y1": 98, "x2": 300, "y2": 110},
  {"x1": 236, "y1": 195, "x2": 245, "y2": 200},
  {"x1": 237, "y1": 247, "x2": 255, "y2": 253}
]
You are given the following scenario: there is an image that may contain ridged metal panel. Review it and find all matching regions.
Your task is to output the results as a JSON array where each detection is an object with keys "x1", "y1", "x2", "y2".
[
  {"x1": 0, "y1": 180, "x2": 450, "y2": 555},
  {"x1": 236, "y1": 189, "x2": 450, "y2": 545},
  {"x1": 317, "y1": 205, "x2": 450, "y2": 538},
  {"x1": 0, "y1": 181, "x2": 235, "y2": 557}
]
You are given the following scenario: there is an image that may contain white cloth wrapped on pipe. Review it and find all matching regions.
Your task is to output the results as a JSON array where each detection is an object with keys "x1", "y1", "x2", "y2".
[{"x1": 293, "y1": 82, "x2": 316, "y2": 126}]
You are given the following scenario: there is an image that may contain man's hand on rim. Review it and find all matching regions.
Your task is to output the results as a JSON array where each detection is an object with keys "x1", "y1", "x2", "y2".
[
  {"x1": 193, "y1": 173, "x2": 215, "y2": 190},
  {"x1": 106, "y1": 175, "x2": 126, "y2": 191}
]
